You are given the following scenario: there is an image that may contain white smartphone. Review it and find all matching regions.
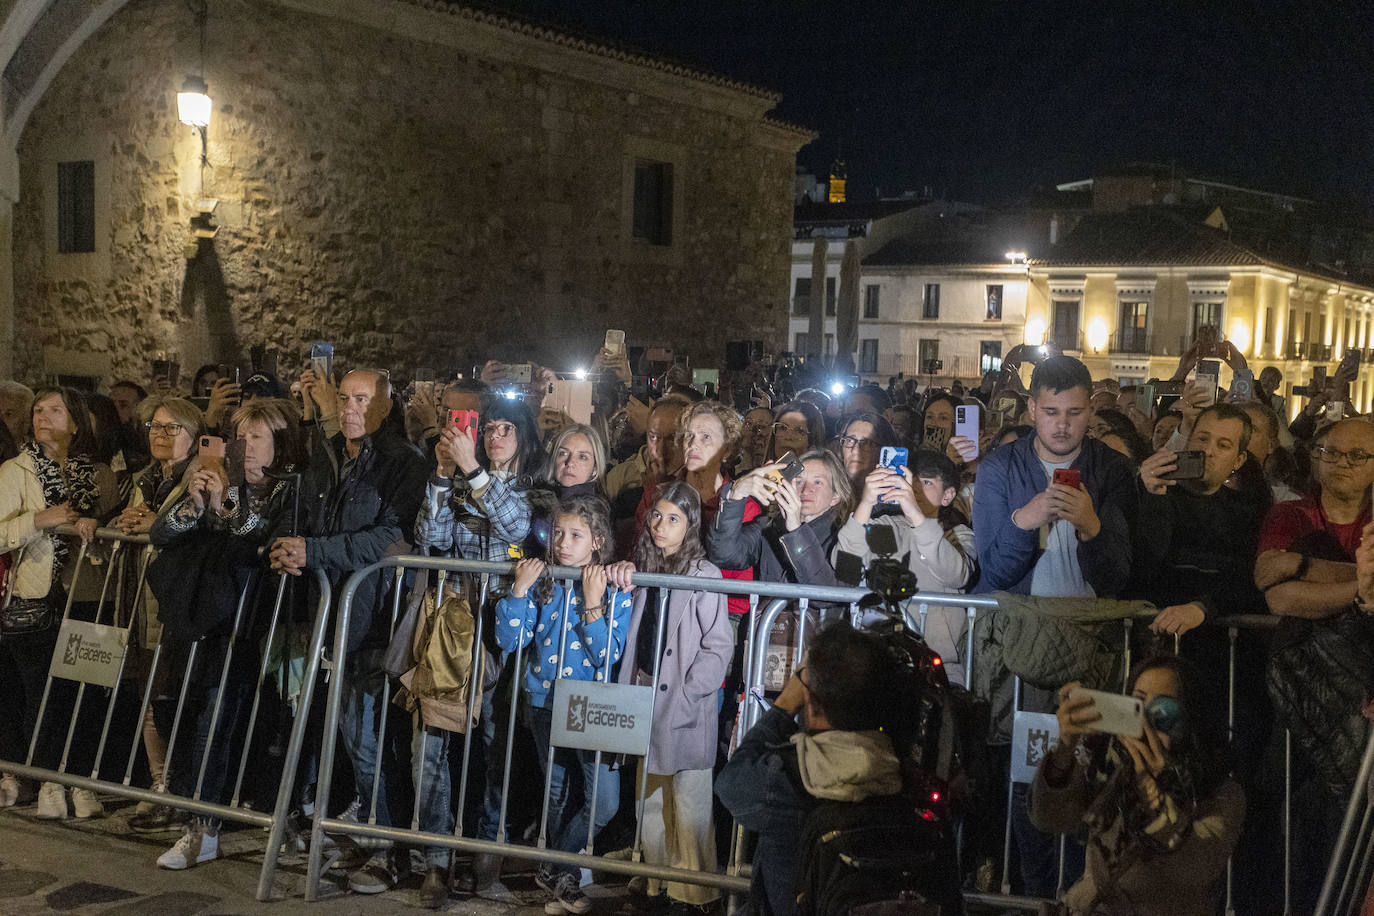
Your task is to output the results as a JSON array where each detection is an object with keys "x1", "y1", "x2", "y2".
[
  {"x1": 954, "y1": 404, "x2": 980, "y2": 458},
  {"x1": 1069, "y1": 687, "x2": 1144, "y2": 739}
]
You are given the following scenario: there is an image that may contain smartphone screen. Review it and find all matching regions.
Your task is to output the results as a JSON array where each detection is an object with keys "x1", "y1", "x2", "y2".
[
  {"x1": 879, "y1": 446, "x2": 908, "y2": 471},
  {"x1": 309, "y1": 342, "x2": 334, "y2": 382},
  {"x1": 954, "y1": 405, "x2": 980, "y2": 458},
  {"x1": 604, "y1": 329, "x2": 625, "y2": 357},
  {"x1": 1195, "y1": 359, "x2": 1221, "y2": 407}
]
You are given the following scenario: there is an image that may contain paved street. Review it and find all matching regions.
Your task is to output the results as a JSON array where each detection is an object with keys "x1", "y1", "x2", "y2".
[{"x1": 0, "y1": 796, "x2": 629, "y2": 915}]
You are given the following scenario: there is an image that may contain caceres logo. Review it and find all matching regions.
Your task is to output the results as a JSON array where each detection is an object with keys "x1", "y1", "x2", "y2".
[
  {"x1": 567, "y1": 694, "x2": 588, "y2": 732},
  {"x1": 61, "y1": 632, "x2": 114, "y2": 667},
  {"x1": 567, "y1": 693, "x2": 638, "y2": 732}
]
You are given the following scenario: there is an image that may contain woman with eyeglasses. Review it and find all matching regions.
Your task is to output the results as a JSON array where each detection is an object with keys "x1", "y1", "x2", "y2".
[
  {"x1": 831, "y1": 411, "x2": 898, "y2": 485},
  {"x1": 111, "y1": 396, "x2": 205, "y2": 829},
  {"x1": 765, "y1": 400, "x2": 826, "y2": 464},
  {"x1": 736, "y1": 407, "x2": 774, "y2": 474},
  {"x1": 0, "y1": 388, "x2": 105, "y2": 816},
  {"x1": 414, "y1": 387, "x2": 540, "y2": 894}
]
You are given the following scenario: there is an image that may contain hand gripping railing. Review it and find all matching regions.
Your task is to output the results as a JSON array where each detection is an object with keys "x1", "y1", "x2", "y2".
[{"x1": 0, "y1": 524, "x2": 331, "y2": 902}]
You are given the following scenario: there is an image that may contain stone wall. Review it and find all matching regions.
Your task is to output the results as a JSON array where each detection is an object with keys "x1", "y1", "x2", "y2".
[{"x1": 10, "y1": 0, "x2": 805, "y2": 384}]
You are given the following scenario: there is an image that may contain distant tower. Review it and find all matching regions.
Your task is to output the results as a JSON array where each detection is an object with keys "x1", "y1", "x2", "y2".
[{"x1": 827, "y1": 158, "x2": 847, "y2": 204}]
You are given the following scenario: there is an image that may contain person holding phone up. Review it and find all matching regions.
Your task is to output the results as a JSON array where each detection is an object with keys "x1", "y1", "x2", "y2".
[{"x1": 1030, "y1": 657, "x2": 1244, "y2": 916}]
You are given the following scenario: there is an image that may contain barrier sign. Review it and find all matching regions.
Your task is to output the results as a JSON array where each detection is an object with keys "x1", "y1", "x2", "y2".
[
  {"x1": 550, "y1": 679, "x2": 654, "y2": 756},
  {"x1": 1010, "y1": 711, "x2": 1059, "y2": 784},
  {"x1": 50, "y1": 619, "x2": 127, "y2": 687}
]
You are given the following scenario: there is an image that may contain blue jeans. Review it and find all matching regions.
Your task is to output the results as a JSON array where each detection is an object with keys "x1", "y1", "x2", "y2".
[
  {"x1": 337, "y1": 653, "x2": 392, "y2": 828},
  {"x1": 527, "y1": 701, "x2": 620, "y2": 879},
  {"x1": 412, "y1": 725, "x2": 455, "y2": 868},
  {"x1": 171, "y1": 680, "x2": 254, "y2": 815}
]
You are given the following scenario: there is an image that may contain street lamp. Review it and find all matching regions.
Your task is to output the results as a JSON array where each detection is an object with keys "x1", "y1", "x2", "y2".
[{"x1": 177, "y1": 75, "x2": 211, "y2": 129}]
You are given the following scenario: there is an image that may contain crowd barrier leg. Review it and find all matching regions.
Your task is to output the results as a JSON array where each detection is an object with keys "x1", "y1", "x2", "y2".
[
  {"x1": 964, "y1": 607, "x2": 976, "y2": 691},
  {"x1": 24, "y1": 542, "x2": 87, "y2": 767},
  {"x1": 1225, "y1": 624, "x2": 1238, "y2": 916},
  {"x1": 257, "y1": 569, "x2": 332, "y2": 901},
  {"x1": 727, "y1": 593, "x2": 763, "y2": 879},
  {"x1": 1316, "y1": 723, "x2": 1374, "y2": 916},
  {"x1": 370, "y1": 567, "x2": 406, "y2": 832},
  {"x1": 57, "y1": 543, "x2": 123, "y2": 773},
  {"x1": 160, "y1": 641, "x2": 200, "y2": 786},
  {"x1": 631, "y1": 588, "x2": 671, "y2": 865},
  {"x1": 451, "y1": 572, "x2": 489, "y2": 840},
  {"x1": 586, "y1": 589, "x2": 619, "y2": 857},
  {"x1": 536, "y1": 586, "x2": 576, "y2": 852},
  {"x1": 230, "y1": 574, "x2": 288, "y2": 807},
  {"x1": 1000, "y1": 675, "x2": 1021, "y2": 896},
  {"x1": 1121, "y1": 618, "x2": 1132, "y2": 692},
  {"x1": 494, "y1": 610, "x2": 527, "y2": 848},
  {"x1": 192, "y1": 583, "x2": 252, "y2": 800},
  {"x1": 1285, "y1": 728, "x2": 1293, "y2": 916},
  {"x1": 93, "y1": 547, "x2": 151, "y2": 777}
]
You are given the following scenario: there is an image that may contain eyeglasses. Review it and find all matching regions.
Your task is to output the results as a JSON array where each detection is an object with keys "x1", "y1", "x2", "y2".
[
  {"x1": 837, "y1": 435, "x2": 878, "y2": 452},
  {"x1": 1314, "y1": 446, "x2": 1374, "y2": 467},
  {"x1": 771, "y1": 422, "x2": 807, "y2": 436},
  {"x1": 795, "y1": 666, "x2": 811, "y2": 690},
  {"x1": 483, "y1": 421, "x2": 517, "y2": 439},
  {"x1": 744, "y1": 421, "x2": 771, "y2": 434},
  {"x1": 145, "y1": 422, "x2": 186, "y2": 436}
]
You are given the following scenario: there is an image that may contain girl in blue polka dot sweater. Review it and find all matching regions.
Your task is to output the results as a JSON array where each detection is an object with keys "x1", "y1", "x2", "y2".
[{"x1": 494, "y1": 495, "x2": 629, "y2": 913}]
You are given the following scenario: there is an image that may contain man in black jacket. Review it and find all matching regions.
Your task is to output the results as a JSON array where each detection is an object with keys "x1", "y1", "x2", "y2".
[{"x1": 271, "y1": 368, "x2": 428, "y2": 895}]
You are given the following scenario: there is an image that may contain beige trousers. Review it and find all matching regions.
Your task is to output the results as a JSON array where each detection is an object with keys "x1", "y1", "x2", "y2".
[{"x1": 637, "y1": 764, "x2": 719, "y2": 905}]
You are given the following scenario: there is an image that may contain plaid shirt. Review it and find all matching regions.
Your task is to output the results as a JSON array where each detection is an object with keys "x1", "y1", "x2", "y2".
[{"x1": 415, "y1": 468, "x2": 531, "y2": 561}]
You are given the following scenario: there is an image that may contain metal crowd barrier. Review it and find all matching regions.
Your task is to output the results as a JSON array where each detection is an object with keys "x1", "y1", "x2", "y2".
[
  {"x1": 0, "y1": 525, "x2": 331, "y2": 901},
  {"x1": 1318, "y1": 725, "x2": 1374, "y2": 916}
]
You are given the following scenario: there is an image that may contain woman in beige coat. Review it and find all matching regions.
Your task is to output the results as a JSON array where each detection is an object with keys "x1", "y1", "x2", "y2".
[
  {"x1": 0, "y1": 387, "x2": 101, "y2": 815},
  {"x1": 610, "y1": 480, "x2": 733, "y2": 914}
]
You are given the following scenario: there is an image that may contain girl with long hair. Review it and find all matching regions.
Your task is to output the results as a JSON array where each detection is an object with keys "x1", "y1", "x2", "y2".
[
  {"x1": 495, "y1": 495, "x2": 629, "y2": 914},
  {"x1": 608, "y1": 481, "x2": 733, "y2": 913}
]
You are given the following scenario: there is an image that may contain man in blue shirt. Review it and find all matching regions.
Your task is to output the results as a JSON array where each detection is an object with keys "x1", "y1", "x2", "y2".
[{"x1": 972, "y1": 355, "x2": 1138, "y2": 896}]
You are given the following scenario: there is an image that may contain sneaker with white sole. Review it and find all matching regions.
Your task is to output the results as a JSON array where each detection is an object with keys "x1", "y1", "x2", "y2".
[
  {"x1": 35, "y1": 782, "x2": 67, "y2": 819},
  {"x1": 134, "y1": 781, "x2": 166, "y2": 816},
  {"x1": 72, "y1": 787, "x2": 104, "y2": 819},
  {"x1": 0, "y1": 774, "x2": 19, "y2": 807},
  {"x1": 157, "y1": 824, "x2": 219, "y2": 869},
  {"x1": 544, "y1": 872, "x2": 592, "y2": 915},
  {"x1": 347, "y1": 855, "x2": 397, "y2": 894},
  {"x1": 534, "y1": 864, "x2": 558, "y2": 894},
  {"x1": 335, "y1": 796, "x2": 363, "y2": 823}
]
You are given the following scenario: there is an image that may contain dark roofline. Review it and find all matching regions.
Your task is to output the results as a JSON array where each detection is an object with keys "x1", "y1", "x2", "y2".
[{"x1": 426, "y1": 0, "x2": 782, "y2": 103}]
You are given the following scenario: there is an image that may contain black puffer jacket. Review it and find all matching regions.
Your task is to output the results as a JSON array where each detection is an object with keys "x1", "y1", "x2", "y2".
[
  {"x1": 706, "y1": 486, "x2": 843, "y2": 591},
  {"x1": 301, "y1": 425, "x2": 428, "y2": 653}
]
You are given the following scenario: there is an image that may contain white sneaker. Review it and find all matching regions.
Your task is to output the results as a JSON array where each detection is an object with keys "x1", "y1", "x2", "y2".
[
  {"x1": 35, "y1": 782, "x2": 68, "y2": 819},
  {"x1": 157, "y1": 825, "x2": 219, "y2": 869},
  {"x1": 72, "y1": 787, "x2": 105, "y2": 819},
  {"x1": 335, "y1": 796, "x2": 362, "y2": 823},
  {"x1": 135, "y1": 781, "x2": 167, "y2": 816},
  {"x1": 0, "y1": 775, "x2": 19, "y2": 807}
]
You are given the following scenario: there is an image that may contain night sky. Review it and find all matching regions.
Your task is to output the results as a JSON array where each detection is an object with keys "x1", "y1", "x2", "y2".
[{"x1": 491, "y1": 1, "x2": 1374, "y2": 209}]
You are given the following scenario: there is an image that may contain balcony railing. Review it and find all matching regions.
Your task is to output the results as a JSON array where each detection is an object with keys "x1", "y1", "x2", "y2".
[{"x1": 1113, "y1": 330, "x2": 1151, "y2": 354}]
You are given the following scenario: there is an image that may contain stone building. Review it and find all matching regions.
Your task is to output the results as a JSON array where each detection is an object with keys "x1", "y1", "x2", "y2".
[{"x1": 0, "y1": 0, "x2": 811, "y2": 383}]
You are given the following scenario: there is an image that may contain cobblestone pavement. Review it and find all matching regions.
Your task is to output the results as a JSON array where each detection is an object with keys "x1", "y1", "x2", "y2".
[{"x1": 0, "y1": 792, "x2": 632, "y2": 915}]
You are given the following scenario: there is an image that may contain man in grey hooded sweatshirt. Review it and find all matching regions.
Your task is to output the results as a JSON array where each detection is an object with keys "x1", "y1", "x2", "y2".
[{"x1": 715, "y1": 624, "x2": 904, "y2": 916}]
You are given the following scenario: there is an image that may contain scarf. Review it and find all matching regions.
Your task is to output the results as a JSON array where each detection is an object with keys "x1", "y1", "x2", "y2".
[
  {"x1": 135, "y1": 458, "x2": 190, "y2": 512},
  {"x1": 23, "y1": 440, "x2": 99, "y2": 582}
]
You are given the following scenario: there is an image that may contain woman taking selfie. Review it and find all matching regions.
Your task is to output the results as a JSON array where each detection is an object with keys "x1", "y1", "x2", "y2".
[
  {"x1": 0, "y1": 388, "x2": 101, "y2": 817},
  {"x1": 609, "y1": 481, "x2": 732, "y2": 914},
  {"x1": 1030, "y1": 656, "x2": 1244, "y2": 915}
]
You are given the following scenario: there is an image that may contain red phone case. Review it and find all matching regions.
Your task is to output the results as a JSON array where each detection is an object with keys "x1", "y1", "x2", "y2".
[{"x1": 1053, "y1": 468, "x2": 1081, "y2": 489}]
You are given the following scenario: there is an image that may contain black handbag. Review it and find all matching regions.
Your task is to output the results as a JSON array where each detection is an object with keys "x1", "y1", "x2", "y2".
[{"x1": 0, "y1": 546, "x2": 57, "y2": 634}]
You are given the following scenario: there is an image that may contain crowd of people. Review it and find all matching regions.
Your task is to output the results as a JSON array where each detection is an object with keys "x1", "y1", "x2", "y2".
[{"x1": 0, "y1": 333, "x2": 1369, "y2": 915}]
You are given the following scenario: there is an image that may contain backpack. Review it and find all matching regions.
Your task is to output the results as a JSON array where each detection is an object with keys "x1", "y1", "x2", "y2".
[{"x1": 793, "y1": 794, "x2": 962, "y2": 915}]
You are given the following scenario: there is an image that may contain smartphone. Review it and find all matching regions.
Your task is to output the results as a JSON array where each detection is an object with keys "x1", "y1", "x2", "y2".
[
  {"x1": 151, "y1": 359, "x2": 181, "y2": 389},
  {"x1": 507, "y1": 363, "x2": 533, "y2": 386},
  {"x1": 1161, "y1": 449, "x2": 1206, "y2": 481},
  {"x1": 225, "y1": 439, "x2": 247, "y2": 488},
  {"x1": 1229, "y1": 369, "x2": 1254, "y2": 403},
  {"x1": 309, "y1": 342, "x2": 334, "y2": 382},
  {"x1": 1195, "y1": 359, "x2": 1221, "y2": 407},
  {"x1": 544, "y1": 379, "x2": 593, "y2": 425},
  {"x1": 199, "y1": 435, "x2": 226, "y2": 476},
  {"x1": 449, "y1": 409, "x2": 479, "y2": 444},
  {"x1": 879, "y1": 446, "x2": 909, "y2": 472},
  {"x1": 1052, "y1": 467, "x2": 1081, "y2": 489},
  {"x1": 766, "y1": 450, "x2": 805, "y2": 484},
  {"x1": 1136, "y1": 383, "x2": 1157, "y2": 416},
  {"x1": 923, "y1": 425, "x2": 948, "y2": 453},
  {"x1": 1339, "y1": 348, "x2": 1361, "y2": 378},
  {"x1": 1326, "y1": 401, "x2": 1346, "y2": 423},
  {"x1": 1069, "y1": 687, "x2": 1144, "y2": 739},
  {"x1": 604, "y1": 329, "x2": 626, "y2": 358},
  {"x1": 954, "y1": 405, "x2": 980, "y2": 458},
  {"x1": 414, "y1": 367, "x2": 436, "y2": 384},
  {"x1": 692, "y1": 368, "x2": 719, "y2": 389}
]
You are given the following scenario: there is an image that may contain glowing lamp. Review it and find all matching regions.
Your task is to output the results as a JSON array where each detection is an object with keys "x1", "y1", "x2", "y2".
[
  {"x1": 1087, "y1": 319, "x2": 1109, "y2": 353},
  {"x1": 574, "y1": 367, "x2": 587, "y2": 380},
  {"x1": 1025, "y1": 317, "x2": 1047, "y2": 347},
  {"x1": 177, "y1": 75, "x2": 212, "y2": 128},
  {"x1": 829, "y1": 381, "x2": 845, "y2": 395}
]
